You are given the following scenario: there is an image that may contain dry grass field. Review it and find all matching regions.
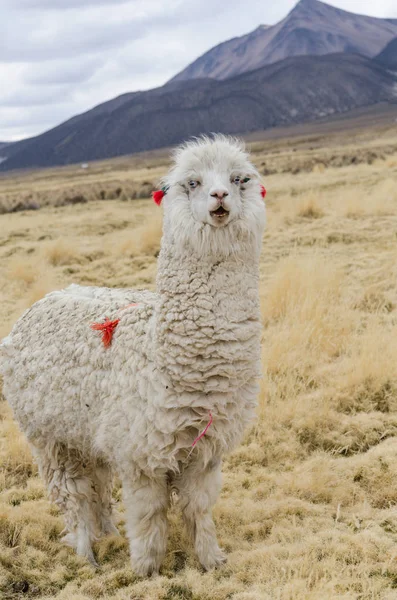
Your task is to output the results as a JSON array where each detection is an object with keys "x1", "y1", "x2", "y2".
[{"x1": 1, "y1": 121, "x2": 397, "y2": 599}]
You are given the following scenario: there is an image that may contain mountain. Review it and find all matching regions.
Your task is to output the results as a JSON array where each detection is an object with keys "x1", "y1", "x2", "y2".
[
  {"x1": 170, "y1": 0, "x2": 397, "y2": 82},
  {"x1": 0, "y1": 142, "x2": 13, "y2": 164},
  {"x1": 376, "y1": 37, "x2": 397, "y2": 70},
  {"x1": 1, "y1": 53, "x2": 396, "y2": 171}
]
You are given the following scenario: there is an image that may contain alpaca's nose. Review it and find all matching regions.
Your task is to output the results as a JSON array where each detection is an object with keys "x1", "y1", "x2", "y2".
[{"x1": 210, "y1": 189, "x2": 229, "y2": 201}]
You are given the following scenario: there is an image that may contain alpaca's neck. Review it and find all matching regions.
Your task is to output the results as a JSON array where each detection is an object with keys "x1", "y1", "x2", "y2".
[{"x1": 154, "y1": 236, "x2": 262, "y2": 395}]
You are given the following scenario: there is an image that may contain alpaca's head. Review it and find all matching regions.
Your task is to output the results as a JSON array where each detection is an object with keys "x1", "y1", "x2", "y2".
[{"x1": 160, "y1": 135, "x2": 266, "y2": 257}]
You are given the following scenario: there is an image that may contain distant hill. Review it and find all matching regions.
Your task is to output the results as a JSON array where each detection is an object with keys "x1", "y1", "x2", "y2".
[
  {"x1": 376, "y1": 37, "x2": 397, "y2": 70},
  {"x1": 1, "y1": 53, "x2": 396, "y2": 171},
  {"x1": 170, "y1": 0, "x2": 397, "y2": 82},
  {"x1": 0, "y1": 142, "x2": 13, "y2": 165}
]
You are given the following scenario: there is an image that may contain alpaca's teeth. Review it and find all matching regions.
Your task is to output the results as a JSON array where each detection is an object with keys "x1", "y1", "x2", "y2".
[{"x1": 211, "y1": 207, "x2": 229, "y2": 217}]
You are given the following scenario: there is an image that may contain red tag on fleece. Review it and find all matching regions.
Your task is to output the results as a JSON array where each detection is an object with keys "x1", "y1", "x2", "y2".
[{"x1": 91, "y1": 318, "x2": 120, "y2": 347}]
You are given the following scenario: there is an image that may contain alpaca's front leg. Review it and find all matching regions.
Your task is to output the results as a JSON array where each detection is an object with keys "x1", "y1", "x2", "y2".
[
  {"x1": 179, "y1": 458, "x2": 226, "y2": 570},
  {"x1": 122, "y1": 473, "x2": 169, "y2": 576}
]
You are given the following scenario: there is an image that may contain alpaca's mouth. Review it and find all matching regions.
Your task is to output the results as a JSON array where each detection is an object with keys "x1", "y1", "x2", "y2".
[{"x1": 210, "y1": 206, "x2": 229, "y2": 218}]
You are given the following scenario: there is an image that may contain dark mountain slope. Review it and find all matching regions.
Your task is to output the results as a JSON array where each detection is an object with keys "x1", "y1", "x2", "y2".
[
  {"x1": 376, "y1": 37, "x2": 397, "y2": 70},
  {"x1": 1, "y1": 53, "x2": 396, "y2": 171},
  {"x1": 170, "y1": 0, "x2": 397, "y2": 82}
]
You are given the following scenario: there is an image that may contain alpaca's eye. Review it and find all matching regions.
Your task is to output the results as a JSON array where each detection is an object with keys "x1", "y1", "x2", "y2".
[
  {"x1": 233, "y1": 176, "x2": 241, "y2": 185},
  {"x1": 188, "y1": 180, "x2": 199, "y2": 189}
]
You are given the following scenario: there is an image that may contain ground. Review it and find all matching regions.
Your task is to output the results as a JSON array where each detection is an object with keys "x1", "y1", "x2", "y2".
[{"x1": 1, "y1": 120, "x2": 397, "y2": 599}]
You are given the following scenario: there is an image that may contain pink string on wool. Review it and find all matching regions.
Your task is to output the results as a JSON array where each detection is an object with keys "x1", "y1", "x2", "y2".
[
  {"x1": 119, "y1": 302, "x2": 139, "y2": 311},
  {"x1": 191, "y1": 412, "x2": 213, "y2": 447}
]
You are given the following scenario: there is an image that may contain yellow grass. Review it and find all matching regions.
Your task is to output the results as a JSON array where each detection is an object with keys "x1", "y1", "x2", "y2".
[
  {"x1": 1, "y1": 124, "x2": 397, "y2": 599},
  {"x1": 113, "y1": 209, "x2": 163, "y2": 258},
  {"x1": 44, "y1": 239, "x2": 82, "y2": 267}
]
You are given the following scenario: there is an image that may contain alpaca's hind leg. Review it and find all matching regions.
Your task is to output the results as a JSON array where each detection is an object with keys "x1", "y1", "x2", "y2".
[
  {"x1": 31, "y1": 443, "x2": 101, "y2": 566},
  {"x1": 92, "y1": 462, "x2": 119, "y2": 536},
  {"x1": 122, "y1": 472, "x2": 169, "y2": 577},
  {"x1": 178, "y1": 458, "x2": 226, "y2": 570}
]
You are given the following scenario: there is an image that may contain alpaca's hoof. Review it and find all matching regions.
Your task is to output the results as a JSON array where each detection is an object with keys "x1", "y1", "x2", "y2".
[
  {"x1": 87, "y1": 556, "x2": 100, "y2": 569},
  {"x1": 132, "y1": 555, "x2": 161, "y2": 578},
  {"x1": 61, "y1": 532, "x2": 77, "y2": 549},
  {"x1": 79, "y1": 546, "x2": 99, "y2": 568},
  {"x1": 61, "y1": 532, "x2": 99, "y2": 567},
  {"x1": 200, "y1": 547, "x2": 227, "y2": 571}
]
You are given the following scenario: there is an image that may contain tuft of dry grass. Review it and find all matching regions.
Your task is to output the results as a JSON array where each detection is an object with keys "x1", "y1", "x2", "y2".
[
  {"x1": 295, "y1": 195, "x2": 325, "y2": 219},
  {"x1": 0, "y1": 403, "x2": 35, "y2": 492},
  {"x1": 8, "y1": 259, "x2": 37, "y2": 287},
  {"x1": 1, "y1": 126, "x2": 397, "y2": 599},
  {"x1": 44, "y1": 239, "x2": 81, "y2": 266},
  {"x1": 115, "y1": 210, "x2": 163, "y2": 258}
]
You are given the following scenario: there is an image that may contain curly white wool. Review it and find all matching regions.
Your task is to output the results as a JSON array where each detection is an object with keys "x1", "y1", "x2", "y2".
[{"x1": 0, "y1": 135, "x2": 266, "y2": 575}]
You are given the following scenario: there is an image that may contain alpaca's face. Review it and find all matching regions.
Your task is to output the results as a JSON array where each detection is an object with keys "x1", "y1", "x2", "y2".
[
  {"x1": 185, "y1": 167, "x2": 248, "y2": 228},
  {"x1": 163, "y1": 136, "x2": 266, "y2": 255},
  {"x1": 168, "y1": 139, "x2": 260, "y2": 227}
]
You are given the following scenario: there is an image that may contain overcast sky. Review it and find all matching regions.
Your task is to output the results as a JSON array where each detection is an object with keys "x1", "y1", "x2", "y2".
[{"x1": 1, "y1": 0, "x2": 396, "y2": 142}]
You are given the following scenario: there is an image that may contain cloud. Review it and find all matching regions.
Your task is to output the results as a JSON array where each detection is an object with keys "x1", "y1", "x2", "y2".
[
  {"x1": 0, "y1": 9, "x2": 149, "y2": 63},
  {"x1": 25, "y1": 58, "x2": 104, "y2": 86},
  {"x1": 4, "y1": 0, "x2": 132, "y2": 9},
  {"x1": 329, "y1": 0, "x2": 397, "y2": 17},
  {"x1": 0, "y1": 104, "x2": 77, "y2": 141},
  {"x1": 0, "y1": 88, "x2": 73, "y2": 108},
  {"x1": 0, "y1": 0, "x2": 396, "y2": 142}
]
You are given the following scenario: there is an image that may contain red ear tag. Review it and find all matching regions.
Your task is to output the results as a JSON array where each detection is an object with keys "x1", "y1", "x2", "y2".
[
  {"x1": 152, "y1": 190, "x2": 165, "y2": 206},
  {"x1": 260, "y1": 185, "x2": 267, "y2": 199}
]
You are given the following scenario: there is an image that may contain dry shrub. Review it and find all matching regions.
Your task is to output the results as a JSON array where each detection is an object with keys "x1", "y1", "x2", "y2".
[
  {"x1": 8, "y1": 259, "x2": 37, "y2": 286},
  {"x1": 137, "y1": 182, "x2": 155, "y2": 199},
  {"x1": 55, "y1": 194, "x2": 88, "y2": 207},
  {"x1": 355, "y1": 286, "x2": 394, "y2": 314},
  {"x1": 347, "y1": 439, "x2": 397, "y2": 509},
  {"x1": 44, "y1": 239, "x2": 81, "y2": 266},
  {"x1": 6, "y1": 258, "x2": 57, "y2": 324},
  {"x1": 117, "y1": 211, "x2": 162, "y2": 258},
  {"x1": 262, "y1": 255, "x2": 343, "y2": 327},
  {"x1": 276, "y1": 192, "x2": 326, "y2": 221},
  {"x1": 342, "y1": 179, "x2": 397, "y2": 218},
  {"x1": 295, "y1": 195, "x2": 325, "y2": 219},
  {"x1": 334, "y1": 326, "x2": 397, "y2": 415},
  {"x1": 262, "y1": 259, "x2": 351, "y2": 370},
  {"x1": 25, "y1": 277, "x2": 58, "y2": 307},
  {"x1": 280, "y1": 455, "x2": 360, "y2": 506},
  {"x1": 257, "y1": 256, "x2": 354, "y2": 471},
  {"x1": 1, "y1": 478, "x2": 44, "y2": 506},
  {"x1": 0, "y1": 404, "x2": 34, "y2": 490},
  {"x1": 340, "y1": 192, "x2": 365, "y2": 218},
  {"x1": 386, "y1": 155, "x2": 397, "y2": 168},
  {"x1": 295, "y1": 405, "x2": 397, "y2": 457},
  {"x1": 312, "y1": 162, "x2": 326, "y2": 173}
]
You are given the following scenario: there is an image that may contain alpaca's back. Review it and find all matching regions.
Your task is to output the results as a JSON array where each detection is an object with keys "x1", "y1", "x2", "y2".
[{"x1": 0, "y1": 285, "x2": 157, "y2": 454}]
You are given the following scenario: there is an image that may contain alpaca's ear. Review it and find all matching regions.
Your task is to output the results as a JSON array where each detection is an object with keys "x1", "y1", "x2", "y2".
[
  {"x1": 246, "y1": 167, "x2": 266, "y2": 200},
  {"x1": 243, "y1": 169, "x2": 266, "y2": 200}
]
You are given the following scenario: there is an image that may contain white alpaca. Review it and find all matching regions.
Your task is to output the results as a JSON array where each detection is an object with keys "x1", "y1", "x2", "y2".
[{"x1": 0, "y1": 135, "x2": 266, "y2": 575}]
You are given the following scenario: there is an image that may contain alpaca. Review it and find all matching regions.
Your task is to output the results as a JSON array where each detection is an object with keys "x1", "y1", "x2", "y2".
[{"x1": 0, "y1": 135, "x2": 266, "y2": 576}]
